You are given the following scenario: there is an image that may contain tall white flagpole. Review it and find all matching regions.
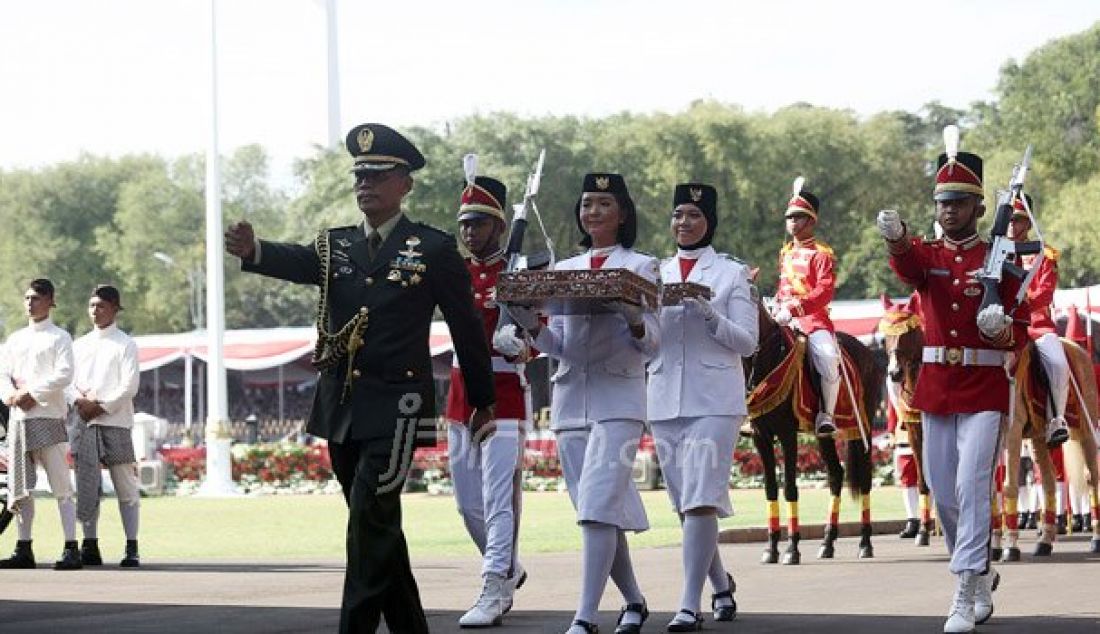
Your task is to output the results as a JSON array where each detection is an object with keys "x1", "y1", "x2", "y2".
[
  {"x1": 325, "y1": 0, "x2": 341, "y2": 148},
  {"x1": 198, "y1": 0, "x2": 237, "y2": 496}
]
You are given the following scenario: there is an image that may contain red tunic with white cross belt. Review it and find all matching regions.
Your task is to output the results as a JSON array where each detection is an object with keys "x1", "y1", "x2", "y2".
[
  {"x1": 445, "y1": 254, "x2": 531, "y2": 423},
  {"x1": 888, "y1": 235, "x2": 1029, "y2": 415},
  {"x1": 1021, "y1": 246, "x2": 1059, "y2": 338},
  {"x1": 774, "y1": 237, "x2": 836, "y2": 334}
]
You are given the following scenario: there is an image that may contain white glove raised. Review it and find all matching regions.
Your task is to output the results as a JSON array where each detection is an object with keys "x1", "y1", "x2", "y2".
[
  {"x1": 682, "y1": 297, "x2": 717, "y2": 321},
  {"x1": 492, "y1": 324, "x2": 526, "y2": 357},
  {"x1": 876, "y1": 209, "x2": 905, "y2": 242},
  {"x1": 604, "y1": 299, "x2": 645, "y2": 327},
  {"x1": 772, "y1": 305, "x2": 793, "y2": 327},
  {"x1": 505, "y1": 304, "x2": 540, "y2": 331},
  {"x1": 976, "y1": 304, "x2": 1012, "y2": 339}
]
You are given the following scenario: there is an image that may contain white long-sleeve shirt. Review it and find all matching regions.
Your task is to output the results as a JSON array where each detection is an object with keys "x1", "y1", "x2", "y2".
[
  {"x1": 0, "y1": 317, "x2": 74, "y2": 422},
  {"x1": 69, "y1": 323, "x2": 140, "y2": 429}
]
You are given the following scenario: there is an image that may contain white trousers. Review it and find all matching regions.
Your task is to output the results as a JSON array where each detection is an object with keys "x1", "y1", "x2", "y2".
[
  {"x1": 557, "y1": 420, "x2": 649, "y2": 531},
  {"x1": 922, "y1": 411, "x2": 1002, "y2": 574},
  {"x1": 16, "y1": 443, "x2": 76, "y2": 541},
  {"x1": 1035, "y1": 332, "x2": 1070, "y2": 421},
  {"x1": 807, "y1": 330, "x2": 841, "y2": 415},
  {"x1": 448, "y1": 420, "x2": 524, "y2": 578}
]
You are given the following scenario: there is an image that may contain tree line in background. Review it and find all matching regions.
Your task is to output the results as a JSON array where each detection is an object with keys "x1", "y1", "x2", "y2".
[{"x1": 1, "y1": 24, "x2": 1098, "y2": 337}]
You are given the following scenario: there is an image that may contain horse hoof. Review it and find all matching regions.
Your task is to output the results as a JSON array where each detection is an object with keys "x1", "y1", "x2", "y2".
[
  {"x1": 1002, "y1": 547, "x2": 1021, "y2": 562},
  {"x1": 990, "y1": 547, "x2": 1002, "y2": 561},
  {"x1": 1090, "y1": 539, "x2": 1100, "y2": 554},
  {"x1": 1032, "y1": 542, "x2": 1053, "y2": 557},
  {"x1": 915, "y1": 532, "x2": 930, "y2": 547},
  {"x1": 781, "y1": 551, "x2": 801, "y2": 565},
  {"x1": 761, "y1": 550, "x2": 779, "y2": 564},
  {"x1": 817, "y1": 545, "x2": 835, "y2": 559},
  {"x1": 858, "y1": 546, "x2": 874, "y2": 559}
]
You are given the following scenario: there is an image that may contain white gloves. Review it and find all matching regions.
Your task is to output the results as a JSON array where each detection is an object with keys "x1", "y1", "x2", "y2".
[
  {"x1": 605, "y1": 299, "x2": 645, "y2": 327},
  {"x1": 505, "y1": 304, "x2": 540, "y2": 331},
  {"x1": 492, "y1": 324, "x2": 526, "y2": 357},
  {"x1": 682, "y1": 297, "x2": 717, "y2": 322},
  {"x1": 772, "y1": 305, "x2": 793, "y2": 327},
  {"x1": 876, "y1": 209, "x2": 905, "y2": 242},
  {"x1": 977, "y1": 304, "x2": 1012, "y2": 339}
]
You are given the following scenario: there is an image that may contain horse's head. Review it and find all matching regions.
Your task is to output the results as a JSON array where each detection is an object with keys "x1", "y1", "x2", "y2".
[
  {"x1": 878, "y1": 292, "x2": 923, "y2": 386},
  {"x1": 745, "y1": 282, "x2": 790, "y2": 391}
]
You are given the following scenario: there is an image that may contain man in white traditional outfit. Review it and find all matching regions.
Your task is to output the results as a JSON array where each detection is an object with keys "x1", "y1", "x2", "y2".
[
  {"x1": 0, "y1": 278, "x2": 79, "y2": 570},
  {"x1": 69, "y1": 284, "x2": 142, "y2": 568}
]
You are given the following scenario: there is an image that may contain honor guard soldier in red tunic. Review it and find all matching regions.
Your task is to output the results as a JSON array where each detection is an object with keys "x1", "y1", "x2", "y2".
[
  {"x1": 877, "y1": 133, "x2": 1028, "y2": 633},
  {"x1": 225, "y1": 123, "x2": 495, "y2": 634},
  {"x1": 1008, "y1": 193, "x2": 1069, "y2": 447},
  {"x1": 444, "y1": 170, "x2": 533, "y2": 628},
  {"x1": 771, "y1": 180, "x2": 841, "y2": 436}
]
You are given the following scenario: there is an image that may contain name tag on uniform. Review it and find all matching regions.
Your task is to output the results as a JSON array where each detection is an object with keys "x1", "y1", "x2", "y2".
[{"x1": 928, "y1": 268, "x2": 950, "y2": 276}]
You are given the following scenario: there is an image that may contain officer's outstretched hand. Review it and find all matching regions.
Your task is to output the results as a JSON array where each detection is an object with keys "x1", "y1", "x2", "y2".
[
  {"x1": 977, "y1": 304, "x2": 1012, "y2": 339},
  {"x1": 225, "y1": 220, "x2": 256, "y2": 260},
  {"x1": 876, "y1": 209, "x2": 905, "y2": 242},
  {"x1": 469, "y1": 405, "x2": 497, "y2": 443}
]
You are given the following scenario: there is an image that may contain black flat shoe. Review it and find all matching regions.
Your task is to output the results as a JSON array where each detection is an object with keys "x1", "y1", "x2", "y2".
[
  {"x1": 614, "y1": 600, "x2": 649, "y2": 634},
  {"x1": 667, "y1": 609, "x2": 703, "y2": 632},
  {"x1": 712, "y1": 572, "x2": 738, "y2": 621},
  {"x1": 570, "y1": 619, "x2": 599, "y2": 633}
]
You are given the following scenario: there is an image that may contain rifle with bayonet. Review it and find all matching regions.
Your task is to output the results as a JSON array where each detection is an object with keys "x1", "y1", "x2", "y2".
[
  {"x1": 976, "y1": 144, "x2": 1044, "y2": 314},
  {"x1": 495, "y1": 149, "x2": 548, "y2": 335}
]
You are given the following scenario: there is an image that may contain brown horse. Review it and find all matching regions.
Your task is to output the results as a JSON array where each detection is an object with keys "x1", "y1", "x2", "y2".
[
  {"x1": 879, "y1": 294, "x2": 935, "y2": 546},
  {"x1": 745, "y1": 300, "x2": 883, "y2": 564},
  {"x1": 878, "y1": 297, "x2": 1100, "y2": 559}
]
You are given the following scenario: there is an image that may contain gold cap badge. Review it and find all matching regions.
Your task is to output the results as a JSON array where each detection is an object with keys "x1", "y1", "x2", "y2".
[
  {"x1": 595, "y1": 176, "x2": 610, "y2": 190},
  {"x1": 690, "y1": 187, "x2": 703, "y2": 202},
  {"x1": 356, "y1": 128, "x2": 374, "y2": 152}
]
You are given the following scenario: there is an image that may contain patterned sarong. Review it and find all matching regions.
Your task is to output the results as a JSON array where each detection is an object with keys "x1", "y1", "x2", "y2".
[
  {"x1": 6, "y1": 417, "x2": 67, "y2": 511},
  {"x1": 71, "y1": 413, "x2": 136, "y2": 522}
]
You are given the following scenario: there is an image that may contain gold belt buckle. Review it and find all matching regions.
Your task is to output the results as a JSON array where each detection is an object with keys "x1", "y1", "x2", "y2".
[{"x1": 945, "y1": 347, "x2": 963, "y2": 365}]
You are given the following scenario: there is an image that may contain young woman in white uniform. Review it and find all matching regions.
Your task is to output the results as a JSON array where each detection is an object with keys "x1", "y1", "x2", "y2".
[
  {"x1": 647, "y1": 183, "x2": 757, "y2": 631},
  {"x1": 512, "y1": 173, "x2": 659, "y2": 634}
]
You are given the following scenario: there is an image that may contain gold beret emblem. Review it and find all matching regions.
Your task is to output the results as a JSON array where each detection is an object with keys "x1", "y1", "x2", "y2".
[
  {"x1": 595, "y1": 176, "x2": 610, "y2": 190},
  {"x1": 356, "y1": 128, "x2": 374, "y2": 152},
  {"x1": 690, "y1": 187, "x2": 703, "y2": 202}
]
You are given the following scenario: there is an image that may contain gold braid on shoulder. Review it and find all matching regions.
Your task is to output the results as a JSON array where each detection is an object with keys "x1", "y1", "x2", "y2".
[{"x1": 310, "y1": 230, "x2": 369, "y2": 402}]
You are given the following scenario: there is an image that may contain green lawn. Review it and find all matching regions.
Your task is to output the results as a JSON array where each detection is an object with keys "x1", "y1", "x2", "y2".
[{"x1": 0, "y1": 487, "x2": 906, "y2": 561}]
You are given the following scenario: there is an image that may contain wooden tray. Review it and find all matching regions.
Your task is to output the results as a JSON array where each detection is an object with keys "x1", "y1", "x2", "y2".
[
  {"x1": 497, "y1": 268, "x2": 659, "y2": 314},
  {"x1": 660, "y1": 282, "x2": 713, "y2": 306}
]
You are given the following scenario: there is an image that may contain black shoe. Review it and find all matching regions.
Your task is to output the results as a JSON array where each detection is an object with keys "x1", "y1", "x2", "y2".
[
  {"x1": 1047, "y1": 426, "x2": 1069, "y2": 448},
  {"x1": 54, "y1": 542, "x2": 83, "y2": 571},
  {"x1": 0, "y1": 540, "x2": 36, "y2": 569},
  {"x1": 1071, "y1": 514, "x2": 1085, "y2": 534},
  {"x1": 1057, "y1": 514, "x2": 1068, "y2": 536},
  {"x1": 1025, "y1": 513, "x2": 1038, "y2": 530},
  {"x1": 614, "y1": 600, "x2": 649, "y2": 634},
  {"x1": 711, "y1": 572, "x2": 737, "y2": 622},
  {"x1": 898, "y1": 518, "x2": 920, "y2": 539},
  {"x1": 571, "y1": 619, "x2": 599, "y2": 633},
  {"x1": 667, "y1": 609, "x2": 703, "y2": 632},
  {"x1": 120, "y1": 540, "x2": 140, "y2": 568},
  {"x1": 815, "y1": 414, "x2": 837, "y2": 437},
  {"x1": 80, "y1": 539, "x2": 103, "y2": 566}
]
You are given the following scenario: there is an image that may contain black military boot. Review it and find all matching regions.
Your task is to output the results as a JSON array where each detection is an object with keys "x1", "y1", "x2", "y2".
[
  {"x1": 1056, "y1": 514, "x2": 1068, "y2": 535},
  {"x1": 54, "y1": 541, "x2": 83, "y2": 570},
  {"x1": 120, "y1": 540, "x2": 140, "y2": 568},
  {"x1": 899, "y1": 518, "x2": 920, "y2": 539},
  {"x1": 0, "y1": 540, "x2": 36, "y2": 569},
  {"x1": 80, "y1": 538, "x2": 103, "y2": 566},
  {"x1": 1071, "y1": 514, "x2": 1085, "y2": 534}
]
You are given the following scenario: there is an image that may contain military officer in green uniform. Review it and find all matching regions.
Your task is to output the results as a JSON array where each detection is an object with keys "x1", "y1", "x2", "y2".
[{"x1": 225, "y1": 123, "x2": 496, "y2": 634}]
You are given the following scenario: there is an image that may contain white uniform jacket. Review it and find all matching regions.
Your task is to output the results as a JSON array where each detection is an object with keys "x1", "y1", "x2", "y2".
[
  {"x1": 647, "y1": 247, "x2": 758, "y2": 421},
  {"x1": 0, "y1": 318, "x2": 74, "y2": 422},
  {"x1": 534, "y1": 246, "x2": 660, "y2": 431},
  {"x1": 68, "y1": 324, "x2": 141, "y2": 429}
]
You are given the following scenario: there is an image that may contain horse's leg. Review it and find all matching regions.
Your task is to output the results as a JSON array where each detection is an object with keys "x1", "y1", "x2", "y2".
[
  {"x1": 752, "y1": 424, "x2": 781, "y2": 564},
  {"x1": 910, "y1": 424, "x2": 934, "y2": 546},
  {"x1": 1001, "y1": 420, "x2": 1024, "y2": 562},
  {"x1": 1030, "y1": 439, "x2": 1058, "y2": 556},
  {"x1": 1071, "y1": 430, "x2": 1100, "y2": 553},
  {"x1": 990, "y1": 460, "x2": 1004, "y2": 561},
  {"x1": 779, "y1": 426, "x2": 801, "y2": 565},
  {"x1": 816, "y1": 435, "x2": 843, "y2": 559}
]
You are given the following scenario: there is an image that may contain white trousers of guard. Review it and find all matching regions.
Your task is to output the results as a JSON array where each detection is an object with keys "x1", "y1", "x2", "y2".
[
  {"x1": 15, "y1": 443, "x2": 76, "y2": 541},
  {"x1": 922, "y1": 411, "x2": 1002, "y2": 575},
  {"x1": 1035, "y1": 332, "x2": 1070, "y2": 420},
  {"x1": 807, "y1": 330, "x2": 841, "y2": 416},
  {"x1": 449, "y1": 420, "x2": 524, "y2": 578}
]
